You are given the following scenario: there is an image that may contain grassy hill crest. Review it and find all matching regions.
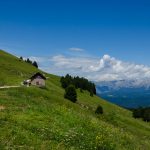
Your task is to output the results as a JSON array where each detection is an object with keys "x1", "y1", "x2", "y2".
[{"x1": 0, "y1": 49, "x2": 150, "y2": 150}]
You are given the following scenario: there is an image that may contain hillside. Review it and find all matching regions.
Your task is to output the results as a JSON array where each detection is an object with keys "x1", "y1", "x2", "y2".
[
  {"x1": 0, "y1": 50, "x2": 40, "y2": 86},
  {"x1": 0, "y1": 50, "x2": 150, "y2": 150}
]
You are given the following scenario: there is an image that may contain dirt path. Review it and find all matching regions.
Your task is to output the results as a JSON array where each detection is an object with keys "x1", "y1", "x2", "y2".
[{"x1": 0, "y1": 86, "x2": 20, "y2": 89}]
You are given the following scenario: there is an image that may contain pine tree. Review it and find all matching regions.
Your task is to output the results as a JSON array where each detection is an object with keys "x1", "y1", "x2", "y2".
[
  {"x1": 64, "y1": 85, "x2": 77, "y2": 103},
  {"x1": 32, "y1": 61, "x2": 38, "y2": 68},
  {"x1": 90, "y1": 90, "x2": 94, "y2": 97},
  {"x1": 26, "y1": 58, "x2": 32, "y2": 64},
  {"x1": 19, "y1": 56, "x2": 23, "y2": 60}
]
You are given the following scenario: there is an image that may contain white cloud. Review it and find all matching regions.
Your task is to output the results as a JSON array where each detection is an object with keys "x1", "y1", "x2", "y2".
[
  {"x1": 28, "y1": 56, "x2": 47, "y2": 63},
  {"x1": 29, "y1": 54, "x2": 150, "y2": 84},
  {"x1": 69, "y1": 47, "x2": 84, "y2": 52}
]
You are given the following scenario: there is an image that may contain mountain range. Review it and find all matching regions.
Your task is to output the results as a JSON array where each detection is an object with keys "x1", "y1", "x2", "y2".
[{"x1": 96, "y1": 79, "x2": 150, "y2": 108}]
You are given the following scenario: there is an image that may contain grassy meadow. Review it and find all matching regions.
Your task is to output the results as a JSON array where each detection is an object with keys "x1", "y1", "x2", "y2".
[{"x1": 0, "y1": 50, "x2": 150, "y2": 149}]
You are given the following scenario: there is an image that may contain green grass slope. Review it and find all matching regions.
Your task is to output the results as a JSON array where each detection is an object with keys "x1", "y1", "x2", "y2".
[
  {"x1": 0, "y1": 50, "x2": 150, "y2": 150},
  {"x1": 0, "y1": 50, "x2": 39, "y2": 85}
]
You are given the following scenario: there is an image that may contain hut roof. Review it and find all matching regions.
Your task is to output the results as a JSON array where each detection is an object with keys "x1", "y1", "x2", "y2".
[{"x1": 30, "y1": 72, "x2": 46, "y2": 81}]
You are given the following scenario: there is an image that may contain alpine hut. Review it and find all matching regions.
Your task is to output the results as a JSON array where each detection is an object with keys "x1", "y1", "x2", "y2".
[{"x1": 30, "y1": 72, "x2": 46, "y2": 87}]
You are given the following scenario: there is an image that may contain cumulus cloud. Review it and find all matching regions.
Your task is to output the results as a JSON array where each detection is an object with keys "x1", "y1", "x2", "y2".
[
  {"x1": 29, "y1": 54, "x2": 150, "y2": 83},
  {"x1": 69, "y1": 47, "x2": 84, "y2": 52}
]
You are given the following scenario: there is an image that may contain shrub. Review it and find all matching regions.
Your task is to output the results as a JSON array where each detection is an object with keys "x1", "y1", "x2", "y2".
[
  {"x1": 132, "y1": 107, "x2": 150, "y2": 122},
  {"x1": 64, "y1": 85, "x2": 77, "y2": 103},
  {"x1": 143, "y1": 108, "x2": 150, "y2": 122},
  {"x1": 95, "y1": 105, "x2": 103, "y2": 114},
  {"x1": 133, "y1": 107, "x2": 143, "y2": 118}
]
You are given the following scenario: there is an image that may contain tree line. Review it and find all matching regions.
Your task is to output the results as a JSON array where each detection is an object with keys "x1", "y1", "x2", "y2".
[
  {"x1": 60, "y1": 74, "x2": 96, "y2": 103},
  {"x1": 132, "y1": 107, "x2": 150, "y2": 122},
  {"x1": 60, "y1": 74, "x2": 103, "y2": 115},
  {"x1": 60, "y1": 74, "x2": 96, "y2": 95},
  {"x1": 19, "y1": 56, "x2": 38, "y2": 68}
]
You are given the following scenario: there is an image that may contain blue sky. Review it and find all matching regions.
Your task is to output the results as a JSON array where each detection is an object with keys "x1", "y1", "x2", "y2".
[{"x1": 1, "y1": 0, "x2": 150, "y2": 81}]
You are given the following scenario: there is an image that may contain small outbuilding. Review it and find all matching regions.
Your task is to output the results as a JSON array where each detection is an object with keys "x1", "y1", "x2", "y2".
[{"x1": 30, "y1": 72, "x2": 46, "y2": 87}]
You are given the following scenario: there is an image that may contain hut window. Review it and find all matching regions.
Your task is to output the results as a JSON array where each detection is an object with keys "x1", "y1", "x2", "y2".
[{"x1": 36, "y1": 81, "x2": 40, "y2": 85}]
